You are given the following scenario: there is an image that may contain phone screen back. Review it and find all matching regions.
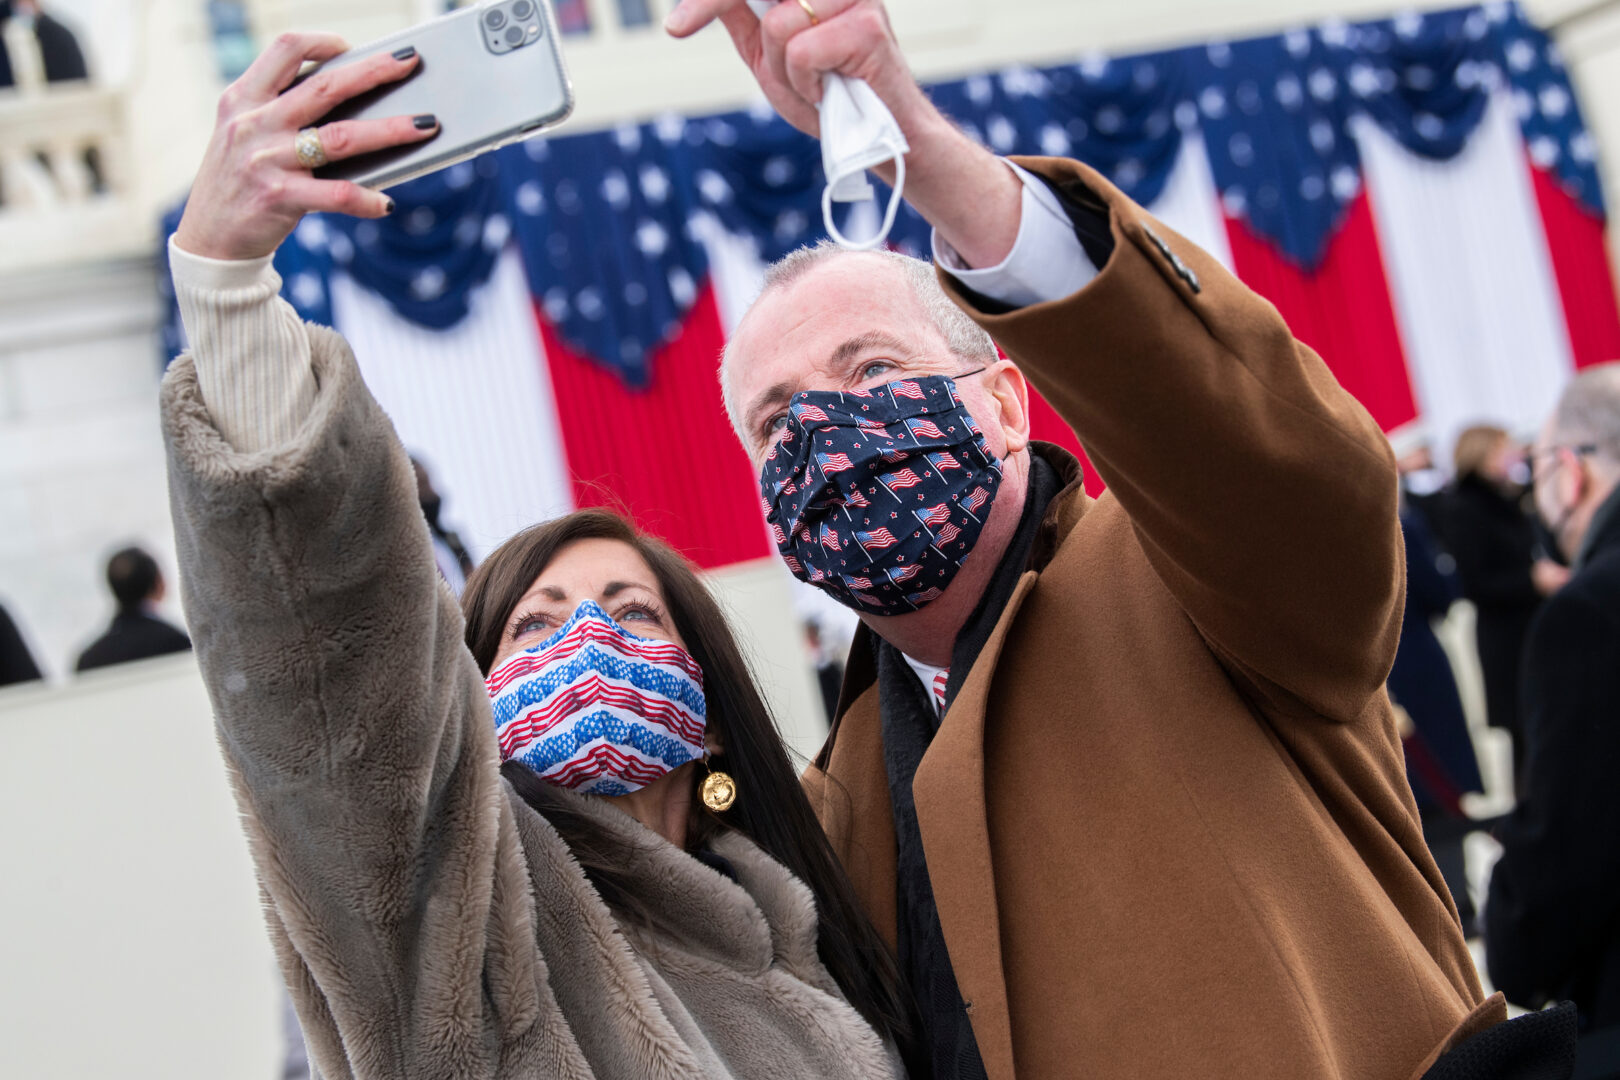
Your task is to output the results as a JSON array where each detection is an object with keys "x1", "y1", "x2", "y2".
[{"x1": 298, "y1": 2, "x2": 573, "y2": 190}]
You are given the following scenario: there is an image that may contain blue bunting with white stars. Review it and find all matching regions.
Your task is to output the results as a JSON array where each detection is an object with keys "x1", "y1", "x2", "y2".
[{"x1": 161, "y1": 3, "x2": 1603, "y2": 387}]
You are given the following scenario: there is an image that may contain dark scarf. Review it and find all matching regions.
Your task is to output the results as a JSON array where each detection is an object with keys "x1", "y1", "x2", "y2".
[{"x1": 874, "y1": 453, "x2": 1062, "y2": 1080}]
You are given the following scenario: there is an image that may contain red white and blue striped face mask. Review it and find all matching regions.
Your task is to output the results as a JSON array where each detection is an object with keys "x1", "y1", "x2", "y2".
[
  {"x1": 761, "y1": 371, "x2": 1004, "y2": 616},
  {"x1": 485, "y1": 600, "x2": 708, "y2": 797}
]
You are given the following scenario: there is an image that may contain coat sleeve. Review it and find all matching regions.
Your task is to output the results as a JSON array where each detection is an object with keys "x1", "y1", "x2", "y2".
[
  {"x1": 940, "y1": 157, "x2": 1403, "y2": 723},
  {"x1": 161, "y1": 326, "x2": 549, "y2": 1078},
  {"x1": 1484, "y1": 589, "x2": 1620, "y2": 1009}
]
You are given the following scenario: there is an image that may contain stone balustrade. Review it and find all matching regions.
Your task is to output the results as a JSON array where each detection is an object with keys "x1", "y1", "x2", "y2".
[{"x1": 0, "y1": 22, "x2": 141, "y2": 273}]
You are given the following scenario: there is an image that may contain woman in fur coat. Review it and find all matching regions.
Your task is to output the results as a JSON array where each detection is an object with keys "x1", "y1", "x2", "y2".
[{"x1": 162, "y1": 33, "x2": 914, "y2": 1080}]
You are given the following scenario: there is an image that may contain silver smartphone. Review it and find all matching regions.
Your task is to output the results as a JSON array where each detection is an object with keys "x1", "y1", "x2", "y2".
[{"x1": 294, "y1": 0, "x2": 574, "y2": 190}]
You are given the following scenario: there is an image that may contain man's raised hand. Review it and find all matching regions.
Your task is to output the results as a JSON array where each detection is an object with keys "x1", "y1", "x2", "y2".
[
  {"x1": 666, "y1": 0, "x2": 1023, "y2": 266},
  {"x1": 663, "y1": 0, "x2": 933, "y2": 145}
]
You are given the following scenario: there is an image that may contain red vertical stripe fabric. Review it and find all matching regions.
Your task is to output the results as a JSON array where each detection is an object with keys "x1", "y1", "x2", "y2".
[
  {"x1": 1529, "y1": 167, "x2": 1620, "y2": 372},
  {"x1": 1026, "y1": 388, "x2": 1105, "y2": 496},
  {"x1": 1222, "y1": 192, "x2": 1420, "y2": 433},
  {"x1": 536, "y1": 284, "x2": 771, "y2": 569}
]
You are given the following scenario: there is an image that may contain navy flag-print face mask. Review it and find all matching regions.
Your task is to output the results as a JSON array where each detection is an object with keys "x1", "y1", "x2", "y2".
[{"x1": 760, "y1": 372, "x2": 1004, "y2": 615}]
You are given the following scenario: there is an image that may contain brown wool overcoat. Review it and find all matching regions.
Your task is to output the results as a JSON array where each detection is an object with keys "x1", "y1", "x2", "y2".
[{"x1": 802, "y1": 158, "x2": 1505, "y2": 1080}]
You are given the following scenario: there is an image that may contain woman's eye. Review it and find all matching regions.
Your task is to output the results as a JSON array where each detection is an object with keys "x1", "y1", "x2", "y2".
[
  {"x1": 512, "y1": 615, "x2": 551, "y2": 637},
  {"x1": 860, "y1": 359, "x2": 895, "y2": 381},
  {"x1": 618, "y1": 605, "x2": 656, "y2": 623}
]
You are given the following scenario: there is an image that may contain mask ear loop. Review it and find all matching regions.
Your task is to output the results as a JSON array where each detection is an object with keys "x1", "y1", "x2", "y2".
[{"x1": 822, "y1": 150, "x2": 906, "y2": 252}]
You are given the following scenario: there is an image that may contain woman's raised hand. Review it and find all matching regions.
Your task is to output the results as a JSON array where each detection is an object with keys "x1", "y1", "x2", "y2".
[{"x1": 174, "y1": 32, "x2": 439, "y2": 262}]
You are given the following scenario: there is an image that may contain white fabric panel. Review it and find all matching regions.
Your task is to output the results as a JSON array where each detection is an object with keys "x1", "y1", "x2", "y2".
[
  {"x1": 691, "y1": 212, "x2": 769, "y2": 337},
  {"x1": 1354, "y1": 93, "x2": 1575, "y2": 464},
  {"x1": 329, "y1": 247, "x2": 575, "y2": 559},
  {"x1": 1147, "y1": 133, "x2": 1234, "y2": 272}
]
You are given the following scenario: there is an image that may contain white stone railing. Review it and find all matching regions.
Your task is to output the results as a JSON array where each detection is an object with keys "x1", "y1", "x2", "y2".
[{"x1": 0, "y1": 22, "x2": 142, "y2": 274}]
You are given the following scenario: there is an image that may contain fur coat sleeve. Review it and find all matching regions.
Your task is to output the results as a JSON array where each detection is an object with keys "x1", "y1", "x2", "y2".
[{"x1": 160, "y1": 326, "x2": 578, "y2": 1078}]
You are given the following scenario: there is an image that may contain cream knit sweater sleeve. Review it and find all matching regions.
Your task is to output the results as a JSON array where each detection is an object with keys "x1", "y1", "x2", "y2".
[{"x1": 168, "y1": 237, "x2": 317, "y2": 453}]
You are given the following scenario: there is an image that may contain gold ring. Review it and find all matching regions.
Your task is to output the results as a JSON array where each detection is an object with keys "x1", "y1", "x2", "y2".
[
  {"x1": 294, "y1": 127, "x2": 328, "y2": 170},
  {"x1": 795, "y1": 0, "x2": 819, "y2": 25}
]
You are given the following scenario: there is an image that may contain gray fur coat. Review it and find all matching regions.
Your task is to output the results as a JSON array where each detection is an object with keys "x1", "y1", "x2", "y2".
[{"x1": 160, "y1": 325, "x2": 901, "y2": 1080}]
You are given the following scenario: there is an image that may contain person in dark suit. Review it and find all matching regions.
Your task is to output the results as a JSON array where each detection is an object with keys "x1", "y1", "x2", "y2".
[
  {"x1": 1434, "y1": 425, "x2": 1568, "y2": 786},
  {"x1": 0, "y1": 1, "x2": 90, "y2": 87},
  {"x1": 1390, "y1": 503, "x2": 1484, "y2": 930},
  {"x1": 75, "y1": 546, "x2": 191, "y2": 673},
  {"x1": 1487, "y1": 362, "x2": 1620, "y2": 1073},
  {"x1": 0, "y1": 600, "x2": 43, "y2": 687}
]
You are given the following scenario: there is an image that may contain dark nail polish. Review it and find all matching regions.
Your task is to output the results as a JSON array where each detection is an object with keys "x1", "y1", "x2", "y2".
[
  {"x1": 383, "y1": 198, "x2": 395, "y2": 215},
  {"x1": 413, "y1": 114, "x2": 437, "y2": 130},
  {"x1": 392, "y1": 46, "x2": 417, "y2": 61}
]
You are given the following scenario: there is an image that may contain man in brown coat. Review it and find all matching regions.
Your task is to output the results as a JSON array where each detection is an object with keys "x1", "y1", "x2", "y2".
[{"x1": 667, "y1": 0, "x2": 1577, "y2": 1077}]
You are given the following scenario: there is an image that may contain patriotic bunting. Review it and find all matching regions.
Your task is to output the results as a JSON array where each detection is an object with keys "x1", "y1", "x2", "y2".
[{"x1": 154, "y1": 2, "x2": 1620, "y2": 579}]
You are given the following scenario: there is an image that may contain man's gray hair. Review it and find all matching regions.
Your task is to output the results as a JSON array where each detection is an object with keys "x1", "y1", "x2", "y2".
[
  {"x1": 720, "y1": 241, "x2": 998, "y2": 439},
  {"x1": 1551, "y1": 360, "x2": 1620, "y2": 465}
]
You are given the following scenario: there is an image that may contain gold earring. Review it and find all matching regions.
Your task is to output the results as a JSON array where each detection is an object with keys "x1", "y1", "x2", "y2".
[{"x1": 700, "y1": 757, "x2": 737, "y2": 812}]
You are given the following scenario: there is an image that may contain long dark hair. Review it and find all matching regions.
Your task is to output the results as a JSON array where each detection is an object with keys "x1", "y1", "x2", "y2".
[{"x1": 463, "y1": 509, "x2": 916, "y2": 1059}]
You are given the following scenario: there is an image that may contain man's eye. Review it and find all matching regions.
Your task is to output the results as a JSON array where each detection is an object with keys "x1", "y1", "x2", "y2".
[
  {"x1": 765, "y1": 413, "x2": 789, "y2": 437},
  {"x1": 860, "y1": 359, "x2": 895, "y2": 381}
]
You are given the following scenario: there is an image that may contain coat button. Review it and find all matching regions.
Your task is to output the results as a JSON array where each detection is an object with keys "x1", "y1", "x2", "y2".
[{"x1": 1142, "y1": 225, "x2": 1201, "y2": 293}]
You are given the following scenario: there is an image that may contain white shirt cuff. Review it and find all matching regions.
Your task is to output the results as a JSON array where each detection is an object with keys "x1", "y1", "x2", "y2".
[
  {"x1": 932, "y1": 159, "x2": 1099, "y2": 308},
  {"x1": 168, "y1": 237, "x2": 280, "y2": 295}
]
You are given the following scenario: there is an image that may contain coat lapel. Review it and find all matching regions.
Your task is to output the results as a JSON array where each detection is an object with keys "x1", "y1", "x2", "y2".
[
  {"x1": 803, "y1": 671, "x2": 900, "y2": 950},
  {"x1": 913, "y1": 569, "x2": 1041, "y2": 1080}
]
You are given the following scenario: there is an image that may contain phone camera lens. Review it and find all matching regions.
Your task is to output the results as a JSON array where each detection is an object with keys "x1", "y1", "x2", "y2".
[
  {"x1": 484, "y1": 8, "x2": 506, "y2": 29},
  {"x1": 504, "y1": 24, "x2": 524, "y2": 44},
  {"x1": 512, "y1": 0, "x2": 533, "y2": 18}
]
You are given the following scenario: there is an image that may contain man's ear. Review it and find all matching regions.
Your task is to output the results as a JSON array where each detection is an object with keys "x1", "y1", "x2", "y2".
[
  {"x1": 1570, "y1": 450, "x2": 1595, "y2": 508},
  {"x1": 988, "y1": 359, "x2": 1031, "y2": 456}
]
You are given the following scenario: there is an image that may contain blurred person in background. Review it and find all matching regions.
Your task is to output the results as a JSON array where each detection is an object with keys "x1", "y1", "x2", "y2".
[
  {"x1": 74, "y1": 546, "x2": 191, "y2": 673},
  {"x1": 1398, "y1": 442, "x2": 1451, "y2": 522},
  {"x1": 1434, "y1": 424, "x2": 1568, "y2": 785},
  {"x1": 1487, "y1": 362, "x2": 1620, "y2": 1071},
  {"x1": 804, "y1": 618, "x2": 845, "y2": 725},
  {"x1": 0, "y1": 1, "x2": 89, "y2": 87},
  {"x1": 1390, "y1": 497, "x2": 1484, "y2": 932},
  {"x1": 411, "y1": 456, "x2": 476, "y2": 596},
  {"x1": 0, "y1": 600, "x2": 42, "y2": 687}
]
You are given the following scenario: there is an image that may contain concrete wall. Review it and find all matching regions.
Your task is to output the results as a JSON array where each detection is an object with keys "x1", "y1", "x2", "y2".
[{"x1": 0, "y1": 654, "x2": 282, "y2": 1080}]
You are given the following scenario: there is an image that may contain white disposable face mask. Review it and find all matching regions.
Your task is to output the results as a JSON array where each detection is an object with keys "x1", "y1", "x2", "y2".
[{"x1": 747, "y1": 0, "x2": 909, "y2": 250}]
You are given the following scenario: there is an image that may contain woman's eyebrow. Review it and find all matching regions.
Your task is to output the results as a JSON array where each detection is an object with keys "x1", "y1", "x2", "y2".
[{"x1": 601, "y1": 580, "x2": 657, "y2": 599}]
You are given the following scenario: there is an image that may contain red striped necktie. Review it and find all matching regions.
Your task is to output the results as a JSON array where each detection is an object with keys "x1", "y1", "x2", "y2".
[{"x1": 932, "y1": 669, "x2": 950, "y2": 715}]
